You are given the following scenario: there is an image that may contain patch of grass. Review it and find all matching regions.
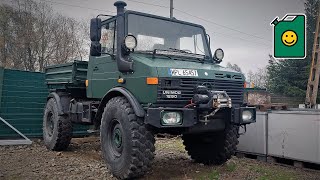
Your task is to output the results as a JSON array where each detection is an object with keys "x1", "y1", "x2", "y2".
[
  {"x1": 226, "y1": 162, "x2": 237, "y2": 172},
  {"x1": 249, "y1": 166, "x2": 266, "y2": 174},
  {"x1": 208, "y1": 170, "x2": 220, "y2": 180},
  {"x1": 155, "y1": 138, "x2": 185, "y2": 152},
  {"x1": 250, "y1": 166, "x2": 296, "y2": 180},
  {"x1": 198, "y1": 170, "x2": 220, "y2": 180}
]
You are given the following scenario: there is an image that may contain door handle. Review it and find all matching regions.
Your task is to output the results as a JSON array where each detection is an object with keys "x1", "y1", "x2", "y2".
[{"x1": 93, "y1": 66, "x2": 99, "y2": 71}]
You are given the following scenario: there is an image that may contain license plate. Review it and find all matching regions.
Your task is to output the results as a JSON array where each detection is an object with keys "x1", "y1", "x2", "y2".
[{"x1": 170, "y1": 69, "x2": 198, "y2": 77}]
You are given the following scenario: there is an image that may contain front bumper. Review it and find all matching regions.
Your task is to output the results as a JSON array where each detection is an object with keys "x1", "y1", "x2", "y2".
[{"x1": 144, "y1": 106, "x2": 256, "y2": 128}]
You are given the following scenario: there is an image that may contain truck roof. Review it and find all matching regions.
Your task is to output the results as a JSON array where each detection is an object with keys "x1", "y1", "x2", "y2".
[{"x1": 103, "y1": 10, "x2": 206, "y2": 31}]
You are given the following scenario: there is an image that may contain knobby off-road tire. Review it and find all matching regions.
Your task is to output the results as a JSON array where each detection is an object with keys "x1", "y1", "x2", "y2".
[
  {"x1": 100, "y1": 96, "x2": 155, "y2": 179},
  {"x1": 182, "y1": 124, "x2": 239, "y2": 165},
  {"x1": 43, "y1": 98, "x2": 73, "y2": 151}
]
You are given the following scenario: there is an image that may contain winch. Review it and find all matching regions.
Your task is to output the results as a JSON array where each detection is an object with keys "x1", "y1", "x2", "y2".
[
  {"x1": 192, "y1": 85, "x2": 232, "y2": 109},
  {"x1": 189, "y1": 85, "x2": 233, "y2": 125}
]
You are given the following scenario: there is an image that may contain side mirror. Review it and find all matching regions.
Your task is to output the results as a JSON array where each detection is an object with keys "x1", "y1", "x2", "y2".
[
  {"x1": 90, "y1": 18, "x2": 102, "y2": 41},
  {"x1": 213, "y1": 48, "x2": 224, "y2": 63},
  {"x1": 90, "y1": 41, "x2": 101, "y2": 56},
  {"x1": 90, "y1": 18, "x2": 102, "y2": 56}
]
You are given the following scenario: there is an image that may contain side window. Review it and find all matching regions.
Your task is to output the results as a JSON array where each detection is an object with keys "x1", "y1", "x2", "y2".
[{"x1": 100, "y1": 21, "x2": 116, "y2": 54}]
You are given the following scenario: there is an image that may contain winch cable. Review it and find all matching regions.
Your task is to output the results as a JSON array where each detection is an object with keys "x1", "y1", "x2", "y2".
[
  {"x1": 184, "y1": 99, "x2": 195, "y2": 108},
  {"x1": 199, "y1": 108, "x2": 220, "y2": 125}
]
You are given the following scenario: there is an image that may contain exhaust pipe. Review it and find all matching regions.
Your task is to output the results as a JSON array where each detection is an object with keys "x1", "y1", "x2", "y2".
[{"x1": 114, "y1": 1, "x2": 133, "y2": 72}]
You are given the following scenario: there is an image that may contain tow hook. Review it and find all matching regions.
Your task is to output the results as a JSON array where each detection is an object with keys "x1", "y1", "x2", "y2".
[{"x1": 199, "y1": 108, "x2": 220, "y2": 125}]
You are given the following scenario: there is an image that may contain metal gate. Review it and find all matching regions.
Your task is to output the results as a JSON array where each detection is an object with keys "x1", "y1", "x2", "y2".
[{"x1": 0, "y1": 68, "x2": 89, "y2": 138}]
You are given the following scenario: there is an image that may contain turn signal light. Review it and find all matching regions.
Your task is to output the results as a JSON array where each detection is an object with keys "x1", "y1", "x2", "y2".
[
  {"x1": 118, "y1": 78, "x2": 125, "y2": 84},
  {"x1": 85, "y1": 80, "x2": 89, "y2": 87},
  {"x1": 146, "y1": 77, "x2": 158, "y2": 85}
]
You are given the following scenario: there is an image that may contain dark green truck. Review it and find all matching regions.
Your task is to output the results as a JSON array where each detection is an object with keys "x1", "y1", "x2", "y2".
[{"x1": 43, "y1": 1, "x2": 256, "y2": 179}]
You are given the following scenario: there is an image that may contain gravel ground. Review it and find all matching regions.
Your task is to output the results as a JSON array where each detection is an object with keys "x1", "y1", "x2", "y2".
[{"x1": 0, "y1": 136, "x2": 319, "y2": 180}]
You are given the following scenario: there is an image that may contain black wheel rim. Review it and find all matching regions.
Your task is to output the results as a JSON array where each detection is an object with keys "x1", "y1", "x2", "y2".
[
  {"x1": 113, "y1": 127, "x2": 122, "y2": 148},
  {"x1": 109, "y1": 119, "x2": 123, "y2": 157},
  {"x1": 46, "y1": 112, "x2": 54, "y2": 137}
]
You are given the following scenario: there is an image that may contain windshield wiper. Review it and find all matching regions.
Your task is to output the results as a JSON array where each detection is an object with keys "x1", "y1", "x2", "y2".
[
  {"x1": 167, "y1": 48, "x2": 205, "y2": 61},
  {"x1": 152, "y1": 49, "x2": 172, "y2": 59},
  {"x1": 134, "y1": 50, "x2": 172, "y2": 59},
  {"x1": 154, "y1": 49, "x2": 206, "y2": 61},
  {"x1": 168, "y1": 48, "x2": 189, "y2": 54},
  {"x1": 135, "y1": 49, "x2": 206, "y2": 61}
]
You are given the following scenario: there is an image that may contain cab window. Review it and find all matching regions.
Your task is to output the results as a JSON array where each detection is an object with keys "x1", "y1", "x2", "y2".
[{"x1": 100, "y1": 21, "x2": 116, "y2": 54}]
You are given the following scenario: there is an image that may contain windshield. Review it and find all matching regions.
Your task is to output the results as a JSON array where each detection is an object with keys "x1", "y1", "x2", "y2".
[{"x1": 127, "y1": 13, "x2": 211, "y2": 59}]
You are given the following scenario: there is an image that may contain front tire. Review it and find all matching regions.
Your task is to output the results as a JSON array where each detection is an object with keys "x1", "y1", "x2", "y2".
[
  {"x1": 100, "y1": 96, "x2": 155, "y2": 179},
  {"x1": 182, "y1": 124, "x2": 239, "y2": 165},
  {"x1": 43, "y1": 98, "x2": 72, "y2": 151}
]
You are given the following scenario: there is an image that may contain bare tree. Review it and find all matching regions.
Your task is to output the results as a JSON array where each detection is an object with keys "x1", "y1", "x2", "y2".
[
  {"x1": 226, "y1": 62, "x2": 242, "y2": 73},
  {"x1": 0, "y1": 5, "x2": 13, "y2": 68},
  {"x1": 246, "y1": 67, "x2": 268, "y2": 89},
  {"x1": 246, "y1": 70, "x2": 254, "y2": 82},
  {"x1": 0, "y1": 0, "x2": 88, "y2": 72}
]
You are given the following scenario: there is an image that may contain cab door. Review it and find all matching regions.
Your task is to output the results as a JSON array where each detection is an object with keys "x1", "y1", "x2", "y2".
[{"x1": 87, "y1": 19, "x2": 119, "y2": 98}]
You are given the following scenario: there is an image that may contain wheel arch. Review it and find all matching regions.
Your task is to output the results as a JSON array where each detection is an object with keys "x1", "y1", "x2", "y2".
[
  {"x1": 94, "y1": 87, "x2": 145, "y2": 126},
  {"x1": 47, "y1": 92, "x2": 70, "y2": 116}
]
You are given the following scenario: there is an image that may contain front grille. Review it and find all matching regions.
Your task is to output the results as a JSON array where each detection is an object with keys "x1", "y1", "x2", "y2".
[{"x1": 155, "y1": 78, "x2": 244, "y2": 107}]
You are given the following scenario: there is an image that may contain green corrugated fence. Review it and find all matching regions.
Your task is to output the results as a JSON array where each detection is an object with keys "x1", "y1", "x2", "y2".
[{"x1": 0, "y1": 67, "x2": 89, "y2": 138}]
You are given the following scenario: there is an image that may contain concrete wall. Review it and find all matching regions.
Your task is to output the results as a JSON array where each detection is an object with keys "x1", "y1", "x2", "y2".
[
  {"x1": 268, "y1": 110, "x2": 320, "y2": 164},
  {"x1": 238, "y1": 109, "x2": 320, "y2": 164},
  {"x1": 237, "y1": 112, "x2": 268, "y2": 155}
]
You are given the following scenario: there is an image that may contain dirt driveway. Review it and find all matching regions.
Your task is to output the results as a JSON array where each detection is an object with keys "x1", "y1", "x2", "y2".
[{"x1": 1, "y1": 136, "x2": 319, "y2": 180}]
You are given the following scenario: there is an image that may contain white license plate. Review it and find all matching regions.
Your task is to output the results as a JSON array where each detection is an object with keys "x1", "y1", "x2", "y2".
[{"x1": 170, "y1": 69, "x2": 198, "y2": 77}]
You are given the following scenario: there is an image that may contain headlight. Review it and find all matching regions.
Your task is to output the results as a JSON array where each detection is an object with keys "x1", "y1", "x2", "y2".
[
  {"x1": 161, "y1": 111, "x2": 182, "y2": 125},
  {"x1": 124, "y1": 35, "x2": 137, "y2": 50},
  {"x1": 242, "y1": 110, "x2": 253, "y2": 122},
  {"x1": 214, "y1": 48, "x2": 224, "y2": 62},
  {"x1": 232, "y1": 107, "x2": 256, "y2": 125}
]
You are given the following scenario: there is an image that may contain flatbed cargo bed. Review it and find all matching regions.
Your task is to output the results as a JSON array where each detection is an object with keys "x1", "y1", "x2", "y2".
[{"x1": 45, "y1": 60, "x2": 88, "y2": 90}]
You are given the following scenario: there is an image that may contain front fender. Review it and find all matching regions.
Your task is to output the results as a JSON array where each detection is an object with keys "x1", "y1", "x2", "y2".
[{"x1": 94, "y1": 87, "x2": 145, "y2": 126}]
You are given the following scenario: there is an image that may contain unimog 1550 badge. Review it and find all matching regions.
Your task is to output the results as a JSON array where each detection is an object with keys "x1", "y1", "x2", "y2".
[{"x1": 162, "y1": 90, "x2": 182, "y2": 99}]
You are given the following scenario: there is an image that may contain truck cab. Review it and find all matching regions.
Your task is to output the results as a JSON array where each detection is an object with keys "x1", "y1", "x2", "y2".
[{"x1": 88, "y1": 2, "x2": 253, "y2": 127}]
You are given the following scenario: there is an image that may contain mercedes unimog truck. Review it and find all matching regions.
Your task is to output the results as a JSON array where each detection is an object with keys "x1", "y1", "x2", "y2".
[{"x1": 43, "y1": 1, "x2": 256, "y2": 179}]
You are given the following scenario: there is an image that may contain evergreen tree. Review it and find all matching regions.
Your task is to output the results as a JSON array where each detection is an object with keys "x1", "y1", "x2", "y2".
[{"x1": 267, "y1": 0, "x2": 319, "y2": 99}]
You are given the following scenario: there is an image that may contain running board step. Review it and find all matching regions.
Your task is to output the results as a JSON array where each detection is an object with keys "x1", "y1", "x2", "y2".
[{"x1": 87, "y1": 129, "x2": 100, "y2": 134}]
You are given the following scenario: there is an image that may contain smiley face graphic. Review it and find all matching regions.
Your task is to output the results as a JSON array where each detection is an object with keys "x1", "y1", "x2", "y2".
[{"x1": 281, "y1": 30, "x2": 298, "y2": 47}]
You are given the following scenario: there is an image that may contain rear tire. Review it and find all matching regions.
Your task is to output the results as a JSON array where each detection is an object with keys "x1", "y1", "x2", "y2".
[
  {"x1": 182, "y1": 124, "x2": 239, "y2": 165},
  {"x1": 100, "y1": 96, "x2": 155, "y2": 179},
  {"x1": 43, "y1": 98, "x2": 72, "y2": 151}
]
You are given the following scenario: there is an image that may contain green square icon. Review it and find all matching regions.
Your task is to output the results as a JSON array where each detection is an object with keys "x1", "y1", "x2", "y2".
[{"x1": 271, "y1": 14, "x2": 306, "y2": 59}]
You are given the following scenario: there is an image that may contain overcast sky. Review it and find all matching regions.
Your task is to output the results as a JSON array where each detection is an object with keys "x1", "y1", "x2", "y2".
[{"x1": 32, "y1": 0, "x2": 305, "y2": 73}]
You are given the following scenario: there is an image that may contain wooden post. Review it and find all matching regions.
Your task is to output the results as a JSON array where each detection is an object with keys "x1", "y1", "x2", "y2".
[
  {"x1": 170, "y1": 0, "x2": 173, "y2": 19},
  {"x1": 306, "y1": 5, "x2": 320, "y2": 108}
]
